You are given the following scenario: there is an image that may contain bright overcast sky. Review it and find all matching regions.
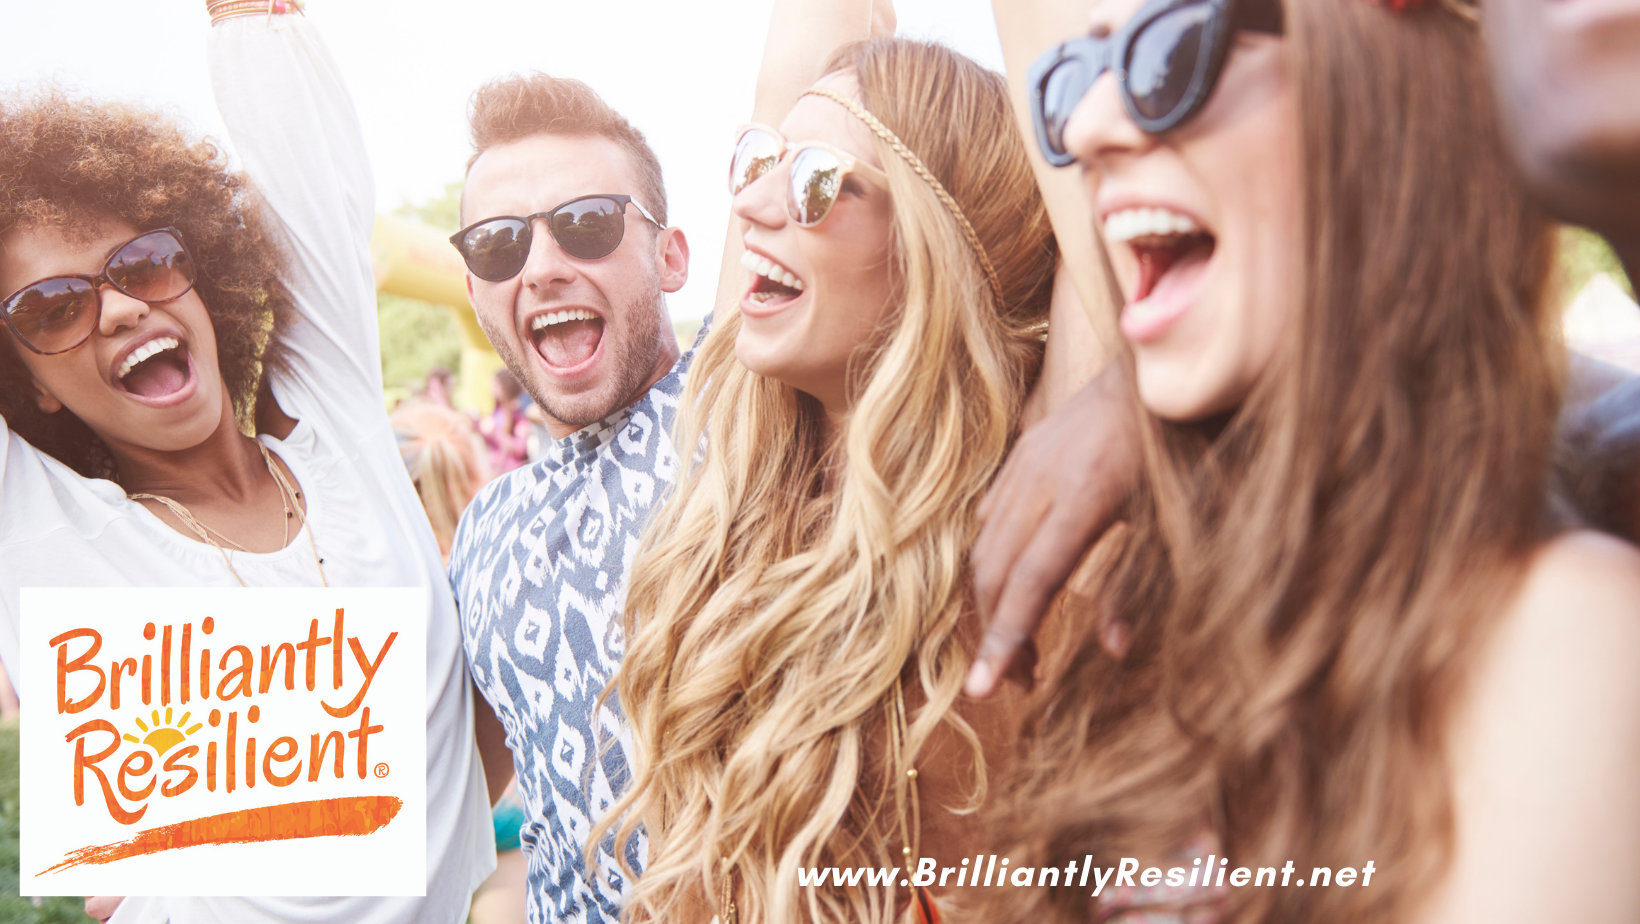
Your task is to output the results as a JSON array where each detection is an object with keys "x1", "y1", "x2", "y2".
[{"x1": 1, "y1": 0, "x2": 1005, "y2": 322}]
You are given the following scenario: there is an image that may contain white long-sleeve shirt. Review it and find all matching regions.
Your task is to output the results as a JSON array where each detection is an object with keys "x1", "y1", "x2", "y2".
[{"x1": 0, "y1": 14, "x2": 493, "y2": 922}]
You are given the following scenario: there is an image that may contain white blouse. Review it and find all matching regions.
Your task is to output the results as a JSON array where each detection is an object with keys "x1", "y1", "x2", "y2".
[{"x1": 0, "y1": 14, "x2": 493, "y2": 923}]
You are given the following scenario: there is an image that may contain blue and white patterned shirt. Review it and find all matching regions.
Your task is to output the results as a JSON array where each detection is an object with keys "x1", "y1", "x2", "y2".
[{"x1": 449, "y1": 331, "x2": 700, "y2": 924}]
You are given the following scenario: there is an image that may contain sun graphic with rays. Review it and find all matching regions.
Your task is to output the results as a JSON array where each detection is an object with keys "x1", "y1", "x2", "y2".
[{"x1": 124, "y1": 707, "x2": 203, "y2": 757}]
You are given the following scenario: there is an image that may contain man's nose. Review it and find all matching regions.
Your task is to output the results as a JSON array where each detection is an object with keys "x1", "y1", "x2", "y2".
[{"x1": 518, "y1": 217, "x2": 579, "y2": 290}]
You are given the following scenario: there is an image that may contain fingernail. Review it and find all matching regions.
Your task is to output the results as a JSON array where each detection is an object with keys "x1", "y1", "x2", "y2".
[{"x1": 964, "y1": 660, "x2": 993, "y2": 697}]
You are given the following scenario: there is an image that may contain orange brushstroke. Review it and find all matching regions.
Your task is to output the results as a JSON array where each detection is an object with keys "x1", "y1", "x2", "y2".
[{"x1": 40, "y1": 795, "x2": 402, "y2": 875}]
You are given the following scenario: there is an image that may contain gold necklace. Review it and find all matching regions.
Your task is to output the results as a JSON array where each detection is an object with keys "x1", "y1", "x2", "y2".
[{"x1": 128, "y1": 442, "x2": 329, "y2": 587}]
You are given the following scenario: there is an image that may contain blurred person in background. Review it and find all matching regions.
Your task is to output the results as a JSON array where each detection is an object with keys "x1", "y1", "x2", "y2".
[
  {"x1": 392, "y1": 399, "x2": 486, "y2": 563},
  {"x1": 424, "y1": 364, "x2": 457, "y2": 409},
  {"x1": 478, "y1": 367, "x2": 531, "y2": 474}
]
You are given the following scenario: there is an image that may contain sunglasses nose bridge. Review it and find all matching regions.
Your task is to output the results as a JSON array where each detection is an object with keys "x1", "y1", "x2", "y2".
[
  {"x1": 731, "y1": 157, "x2": 793, "y2": 231},
  {"x1": 516, "y1": 214, "x2": 584, "y2": 286}
]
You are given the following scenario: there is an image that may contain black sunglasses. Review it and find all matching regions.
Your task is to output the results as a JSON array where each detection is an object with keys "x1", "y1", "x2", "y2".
[
  {"x1": 449, "y1": 194, "x2": 665, "y2": 282},
  {"x1": 1027, "y1": 0, "x2": 1284, "y2": 167},
  {"x1": 0, "y1": 227, "x2": 196, "y2": 355}
]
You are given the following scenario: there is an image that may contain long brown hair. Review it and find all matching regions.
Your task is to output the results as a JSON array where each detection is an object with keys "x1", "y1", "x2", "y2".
[
  {"x1": 985, "y1": 3, "x2": 1558, "y2": 922},
  {"x1": 599, "y1": 39, "x2": 1057, "y2": 924}
]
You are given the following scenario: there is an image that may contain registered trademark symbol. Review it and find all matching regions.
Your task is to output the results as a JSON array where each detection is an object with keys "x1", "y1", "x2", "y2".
[{"x1": 374, "y1": 763, "x2": 389, "y2": 778}]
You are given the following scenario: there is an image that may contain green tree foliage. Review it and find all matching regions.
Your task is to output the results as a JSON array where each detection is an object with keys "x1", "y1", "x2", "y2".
[
  {"x1": 379, "y1": 180, "x2": 466, "y2": 397},
  {"x1": 399, "y1": 180, "x2": 463, "y2": 232},
  {"x1": 1560, "y1": 226, "x2": 1634, "y2": 301},
  {"x1": 379, "y1": 293, "x2": 463, "y2": 393}
]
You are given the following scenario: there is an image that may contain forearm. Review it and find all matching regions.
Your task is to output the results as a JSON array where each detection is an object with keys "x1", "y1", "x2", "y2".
[
  {"x1": 473, "y1": 680, "x2": 514, "y2": 805},
  {"x1": 991, "y1": 0, "x2": 1121, "y2": 350},
  {"x1": 1023, "y1": 261, "x2": 1111, "y2": 427},
  {"x1": 207, "y1": 11, "x2": 383, "y2": 399},
  {"x1": 752, "y1": 0, "x2": 894, "y2": 123}
]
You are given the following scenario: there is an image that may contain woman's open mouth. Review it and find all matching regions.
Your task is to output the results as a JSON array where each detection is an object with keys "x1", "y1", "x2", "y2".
[
  {"x1": 115, "y1": 336, "x2": 197, "y2": 402},
  {"x1": 1105, "y1": 207, "x2": 1217, "y2": 342},
  {"x1": 530, "y1": 308, "x2": 606, "y2": 373},
  {"x1": 741, "y1": 249, "x2": 805, "y2": 313}
]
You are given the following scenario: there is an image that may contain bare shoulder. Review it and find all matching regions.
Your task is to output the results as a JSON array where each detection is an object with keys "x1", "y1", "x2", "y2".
[
  {"x1": 1504, "y1": 529, "x2": 1640, "y2": 674},
  {"x1": 1423, "y1": 530, "x2": 1640, "y2": 924}
]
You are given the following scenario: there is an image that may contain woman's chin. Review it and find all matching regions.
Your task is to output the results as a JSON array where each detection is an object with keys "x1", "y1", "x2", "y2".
[{"x1": 1135, "y1": 356, "x2": 1248, "y2": 423}]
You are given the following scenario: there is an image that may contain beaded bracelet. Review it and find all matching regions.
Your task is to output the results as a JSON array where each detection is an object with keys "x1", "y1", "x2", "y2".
[{"x1": 206, "y1": 0, "x2": 303, "y2": 25}]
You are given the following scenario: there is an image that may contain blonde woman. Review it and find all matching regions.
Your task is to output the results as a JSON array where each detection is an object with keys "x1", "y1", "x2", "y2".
[{"x1": 599, "y1": 36, "x2": 1065, "y2": 924}]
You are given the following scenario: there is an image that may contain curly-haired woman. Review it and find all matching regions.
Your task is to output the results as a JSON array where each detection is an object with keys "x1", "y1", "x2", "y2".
[{"x1": 0, "y1": 10, "x2": 492, "y2": 924}]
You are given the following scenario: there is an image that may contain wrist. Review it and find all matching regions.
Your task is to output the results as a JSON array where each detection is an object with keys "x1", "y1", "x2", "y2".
[{"x1": 206, "y1": 0, "x2": 303, "y2": 25}]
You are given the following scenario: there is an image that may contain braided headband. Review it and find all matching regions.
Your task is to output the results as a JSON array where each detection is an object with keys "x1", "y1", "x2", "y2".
[{"x1": 800, "y1": 87, "x2": 1006, "y2": 306}]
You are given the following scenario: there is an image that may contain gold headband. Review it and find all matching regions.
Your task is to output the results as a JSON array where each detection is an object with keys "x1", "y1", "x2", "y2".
[{"x1": 800, "y1": 87, "x2": 1006, "y2": 306}]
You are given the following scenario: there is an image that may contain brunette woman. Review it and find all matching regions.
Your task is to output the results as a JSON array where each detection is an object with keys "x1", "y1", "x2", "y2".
[{"x1": 982, "y1": 0, "x2": 1640, "y2": 921}]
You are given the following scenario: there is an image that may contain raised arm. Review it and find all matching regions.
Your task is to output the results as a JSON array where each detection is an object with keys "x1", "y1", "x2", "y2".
[
  {"x1": 207, "y1": 11, "x2": 383, "y2": 418},
  {"x1": 964, "y1": 1, "x2": 1141, "y2": 696}
]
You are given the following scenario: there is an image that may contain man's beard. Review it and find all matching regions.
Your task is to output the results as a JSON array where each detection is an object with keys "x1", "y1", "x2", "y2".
[{"x1": 492, "y1": 287, "x2": 671, "y2": 434}]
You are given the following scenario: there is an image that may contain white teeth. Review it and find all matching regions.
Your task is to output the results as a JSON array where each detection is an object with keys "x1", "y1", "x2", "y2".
[
  {"x1": 1103, "y1": 207, "x2": 1204, "y2": 244},
  {"x1": 116, "y1": 336, "x2": 180, "y2": 380},
  {"x1": 530, "y1": 308, "x2": 599, "y2": 331},
  {"x1": 739, "y1": 249, "x2": 805, "y2": 294}
]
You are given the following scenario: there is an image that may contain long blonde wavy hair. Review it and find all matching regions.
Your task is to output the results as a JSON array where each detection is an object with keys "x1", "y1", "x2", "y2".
[{"x1": 595, "y1": 38, "x2": 1057, "y2": 924}]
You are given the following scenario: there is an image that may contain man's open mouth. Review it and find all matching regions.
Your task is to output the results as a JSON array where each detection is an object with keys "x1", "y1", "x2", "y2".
[
  {"x1": 530, "y1": 308, "x2": 606, "y2": 370},
  {"x1": 116, "y1": 336, "x2": 194, "y2": 399},
  {"x1": 1104, "y1": 207, "x2": 1217, "y2": 303},
  {"x1": 742, "y1": 249, "x2": 805, "y2": 307}
]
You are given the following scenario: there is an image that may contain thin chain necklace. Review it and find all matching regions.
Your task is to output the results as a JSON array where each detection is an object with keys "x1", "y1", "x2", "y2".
[{"x1": 128, "y1": 441, "x2": 328, "y2": 588}]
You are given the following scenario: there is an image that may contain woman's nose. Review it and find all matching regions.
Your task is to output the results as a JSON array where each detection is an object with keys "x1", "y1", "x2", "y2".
[
  {"x1": 732, "y1": 164, "x2": 790, "y2": 230},
  {"x1": 1062, "y1": 70, "x2": 1153, "y2": 169},
  {"x1": 96, "y1": 286, "x2": 151, "y2": 335}
]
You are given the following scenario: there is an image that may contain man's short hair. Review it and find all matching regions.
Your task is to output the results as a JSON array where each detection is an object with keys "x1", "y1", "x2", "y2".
[{"x1": 464, "y1": 73, "x2": 667, "y2": 227}]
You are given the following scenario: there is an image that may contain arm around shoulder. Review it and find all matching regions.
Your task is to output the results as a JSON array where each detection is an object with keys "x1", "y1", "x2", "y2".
[{"x1": 1423, "y1": 530, "x2": 1640, "y2": 924}]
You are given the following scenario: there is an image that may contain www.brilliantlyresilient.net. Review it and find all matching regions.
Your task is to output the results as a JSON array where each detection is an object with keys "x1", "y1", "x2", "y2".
[{"x1": 797, "y1": 856, "x2": 1379, "y2": 893}]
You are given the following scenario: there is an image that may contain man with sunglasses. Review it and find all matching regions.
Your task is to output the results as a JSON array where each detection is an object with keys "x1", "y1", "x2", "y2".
[
  {"x1": 443, "y1": 71, "x2": 690, "y2": 924},
  {"x1": 444, "y1": 7, "x2": 895, "y2": 920}
]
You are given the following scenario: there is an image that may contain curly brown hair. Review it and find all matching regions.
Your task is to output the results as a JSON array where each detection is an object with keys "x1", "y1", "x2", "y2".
[{"x1": 0, "y1": 88, "x2": 293, "y2": 480}]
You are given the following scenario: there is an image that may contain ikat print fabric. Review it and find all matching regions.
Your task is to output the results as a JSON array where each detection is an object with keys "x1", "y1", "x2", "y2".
[{"x1": 449, "y1": 327, "x2": 701, "y2": 924}]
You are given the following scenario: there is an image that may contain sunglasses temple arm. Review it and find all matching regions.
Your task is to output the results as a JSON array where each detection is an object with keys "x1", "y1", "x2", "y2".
[{"x1": 630, "y1": 200, "x2": 667, "y2": 230}]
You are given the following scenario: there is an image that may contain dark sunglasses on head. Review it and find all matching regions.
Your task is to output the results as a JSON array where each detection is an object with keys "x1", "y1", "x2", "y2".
[
  {"x1": 1028, "y1": 0, "x2": 1284, "y2": 167},
  {"x1": 0, "y1": 227, "x2": 197, "y2": 355},
  {"x1": 449, "y1": 194, "x2": 664, "y2": 282}
]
